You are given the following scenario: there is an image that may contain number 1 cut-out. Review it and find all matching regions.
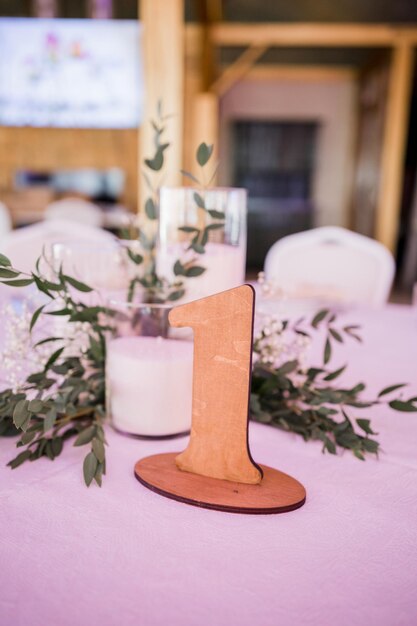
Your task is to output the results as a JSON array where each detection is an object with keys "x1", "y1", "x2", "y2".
[{"x1": 169, "y1": 284, "x2": 262, "y2": 485}]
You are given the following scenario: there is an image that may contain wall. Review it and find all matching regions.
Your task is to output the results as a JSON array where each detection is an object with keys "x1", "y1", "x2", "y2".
[
  {"x1": 219, "y1": 76, "x2": 357, "y2": 227},
  {"x1": 0, "y1": 126, "x2": 138, "y2": 211}
]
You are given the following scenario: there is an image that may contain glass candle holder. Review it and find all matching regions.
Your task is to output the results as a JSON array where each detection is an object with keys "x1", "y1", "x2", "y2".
[
  {"x1": 50, "y1": 240, "x2": 130, "y2": 301},
  {"x1": 157, "y1": 186, "x2": 247, "y2": 302},
  {"x1": 106, "y1": 301, "x2": 193, "y2": 438}
]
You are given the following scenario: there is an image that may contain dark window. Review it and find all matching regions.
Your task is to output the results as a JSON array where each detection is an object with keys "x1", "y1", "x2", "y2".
[{"x1": 233, "y1": 120, "x2": 318, "y2": 271}]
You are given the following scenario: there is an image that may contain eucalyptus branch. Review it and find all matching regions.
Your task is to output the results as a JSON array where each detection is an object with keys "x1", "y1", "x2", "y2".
[
  {"x1": 0, "y1": 252, "x2": 109, "y2": 486},
  {"x1": 251, "y1": 308, "x2": 417, "y2": 459}
]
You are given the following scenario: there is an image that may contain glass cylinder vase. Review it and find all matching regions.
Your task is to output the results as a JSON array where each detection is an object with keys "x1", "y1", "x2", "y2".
[
  {"x1": 157, "y1": 186, "x2": 247, "y2": 302},
  {"x1": 106, "y1": 301, "x2": 193, "y2": 438},
  {"x1": 50, "y1": 240, "x2": 130, "y2": 303}
]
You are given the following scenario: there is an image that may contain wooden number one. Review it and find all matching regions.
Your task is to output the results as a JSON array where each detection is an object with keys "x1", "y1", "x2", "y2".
[
  {"x1": 168, "y1": 284, "x2": 263, "y2": 485},
  {"x1": 135, "y1": 283, "x2": 306, "y2": 514}
]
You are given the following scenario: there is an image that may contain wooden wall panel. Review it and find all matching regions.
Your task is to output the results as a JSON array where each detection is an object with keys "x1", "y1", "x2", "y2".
[{"x1": 0, "y1": 127, "x2": 138, "y2": 211}]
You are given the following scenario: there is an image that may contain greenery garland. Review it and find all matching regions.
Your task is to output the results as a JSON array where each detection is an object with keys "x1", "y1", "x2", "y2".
[{"x1": 0, "y1": 110, "x2": 416, "y2": 486}]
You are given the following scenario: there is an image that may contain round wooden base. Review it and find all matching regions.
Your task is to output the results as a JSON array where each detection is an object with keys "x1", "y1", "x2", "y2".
[{"x1": 134, "y1": 453, "x2": 306, "y2": 515}]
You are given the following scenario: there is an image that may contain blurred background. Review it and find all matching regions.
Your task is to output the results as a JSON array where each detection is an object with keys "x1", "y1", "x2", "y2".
[{"x1": 0, "y1": 0, "x2": 417, "y2": 297}]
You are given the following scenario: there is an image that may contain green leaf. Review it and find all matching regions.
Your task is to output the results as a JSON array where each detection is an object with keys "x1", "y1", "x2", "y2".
[
  {"x1": 74, "y1": 425, "x2": 96, "y2": 446},
  {"x1": 20, "y1": 430, "x2": 37, "y2": 445},
  {"x1": 277, "y1": 360, "x2": 298, "y2": 375},
  {"x1": 190, "y1": 243, "x2": 205, "y2": 254},
  {"x1": 356, "y1": 419, "x2": 377, "y2": 435},
  {"x1": 185, "y1": 265, "x2": 206, "y2": 278},
  {"x1": 34, "y1": 337, "x2": 63, "y2": 347},
  {"x1": 144, "y1": 143, "x2": 169, "y2": 171},
  {"x1": 324, "y1": 337, "x2": 332, "y2": 364},
  {"x1": 361, "y1": 438, "x2": 379, "y2": 454},
  {"x1": 323, "y1": 437, "x2": 336, "y2": 455},
  {"x1": 196, "y1": 142, "x2": 213, "y2": 167},
  {"x1": 312, "y1": 309, "x2": 329, "y2": 328},
  {"x1": 206, "y1": 223, "x2": 224, "y2": 230},
  {"x1": 178, "y1": 226, "x2": 199, "y2": 233},
  {"x1": 44, "y1": 347, "x2": 65, "y2": 371},
  {"x1": 193, "y1": 192, "x2": 205, "y2": 209},
  {"x1": 336, "y1": 431, "x2": 359, "y2": 449},
  {"x1": 92, "y1": 438, "x2": 105, "y2": 463},
  {"x1": 389, "y1": 400, "x2": 417, "y2": 412},
  {"x1": 167, "y1": 289, "x2": 185, "y2": 301},
  {"x1": 1, "y1": 278, "x2": 34, "y2": 287},
  {"x1": 83, "y1": 451, "x2": 98, "y2": 487},
  {"x1": 329, "y1": 328, "x2": 343, "y2": 343},
  {"x1": 46, "y1": 308, "x2": 72, "y2": 316},
  {"x1": 62, "y1": 275, "x2": 93, "y2": 293},
  {"x1": 28, "y1": 399, "x2": 44, "y2": 413},
  {"x1": 173, "y1": 260, "x2": 185, "y2": 276},
  {"x1": 145, "y1": 197, "x2": 157, "y2": 220},
  {"x1": 323, "y1": 364, "x2": 346, "y2": 381},
  {"x1": 378, "y1": 383, "x2": 407, "y2": 398},
  {"x1": 30, "y1": 305, "x2": 45, "y2": 332},
  {"x1": 127, "y1": 248, "x2": 143, "y2": 265},
  {"x1": 89, "y1": 336, "x2": 104, "y2": 362},
  {"x1": 0, "y1": 268, "x2": 20, "y2": 279},
  {"x1": 201, "y1": 228, "x2": 209, "y2": 247},
  {"x1": 94, "y1": 462, "x2": 104, "y2": 487},
  {"x1": 307, "y1": 367, "x2": 325, "y2": 381},
  {"x1": 344, "y1": 327, "x2": 362, "y2": 342},
  {"x1": 43, "y1": 408, "x2": 57, "y2": 432},
  {"x1": 51, "y1": 437, "x2": 63, "y2": 457},
  {"x1": 207, "y1": 210, "x2": 225, "y2": 220},
  {"x1": 33, "y1": 275, "x2": 63, "y2": 293},
  {"x1": 0, "y1": 253, "x2": 12, "y2": 267},
  {"x1": 13, "y1": 400, "x2": 30, "y2": 430},
  {"x1": 354, "y1": 449, "x2": 365, "y2": 461},
  {"x1": 69, "y1": 308, "x2": 102, "y2": 323},
  {"x1": 180, "y1": 169, "x2": 200, "y2": 185},
  {"x1": 8, "y1": 449, "x2": 32, "y2": 469},
  {"x1": 350, "y1": 383, "x2": 366, "y2": 394}
]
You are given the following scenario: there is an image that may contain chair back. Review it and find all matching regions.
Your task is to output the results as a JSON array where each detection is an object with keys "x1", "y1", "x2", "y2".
[
  {"x1": 264, "y1": 226, "x2": 395, "y2": 306},
  {"x1": 45, "y1": 198, "x2": 104, "y2": 228},
  {"x1": 0, "y1": 201, "x2": 12, "y2": 241},
  {"x1": 1, "y1": 219, "x2": 115, "y2": 274}
]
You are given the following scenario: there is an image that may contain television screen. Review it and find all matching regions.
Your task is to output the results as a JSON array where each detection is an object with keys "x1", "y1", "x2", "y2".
[{"x1": 0, "y1": 18, "x2": 143, "y2": 128}]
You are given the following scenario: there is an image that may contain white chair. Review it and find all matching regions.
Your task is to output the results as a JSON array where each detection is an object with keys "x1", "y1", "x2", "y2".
[
  {"x1": 0, "y1": 201, "x2": 12, "y2": 242},
  {"x1": 45, "y1": 198, "x2": 104, "y2": 228},
  {"x1": 264, "y1": 226, "x2": 395, "y2": 306},
  {"x1": 1, "y1": 219, "x2": 116, "y2": 274}
]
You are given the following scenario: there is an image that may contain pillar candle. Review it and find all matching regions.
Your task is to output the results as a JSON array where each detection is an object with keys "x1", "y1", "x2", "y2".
[{"x1": 106, "y1": 335, "x2": 193, "y2": 437}]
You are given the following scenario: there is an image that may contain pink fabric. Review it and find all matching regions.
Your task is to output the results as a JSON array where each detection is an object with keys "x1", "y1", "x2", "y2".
[{"x1": 0, "y1": 304, "x2": 416, "y2": 626}]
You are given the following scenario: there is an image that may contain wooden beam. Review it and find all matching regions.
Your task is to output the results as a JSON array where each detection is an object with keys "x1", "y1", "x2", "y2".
[
  {"x1": 190, "y1": 91, "x2": 219, "y2": 182},
  {"x1": 398, "y1": 29, "x2": 417, "y2": 44},
  {"x1": 211, "y1": 45, "x2": 267, "y2": 97},
  {"x1": 139, "y1": 0, "x2": 184, "y2": 209},
  {"x1": 210, "y1": 23, "x2": 411, "y2": 47},
  {"x1": 376, "y1": 43, "x2": 415, "y2": 251},
  {"x1": 225, "y1": 64, "x2": 357, "y2": 82}
]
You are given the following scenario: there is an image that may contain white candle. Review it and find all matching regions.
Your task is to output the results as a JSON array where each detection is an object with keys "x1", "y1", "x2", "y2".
[
  {"x1": 106, "y1": 335, "x2": 193, "y2": 437},
  {"x1": 157, "y1": 242, "x2": 246, "y2": 302}
]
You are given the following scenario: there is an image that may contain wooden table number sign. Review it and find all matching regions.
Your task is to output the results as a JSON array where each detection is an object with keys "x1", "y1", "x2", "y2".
[{"x1": 134, "y1": 285, "x2": 306, "y2": 514}]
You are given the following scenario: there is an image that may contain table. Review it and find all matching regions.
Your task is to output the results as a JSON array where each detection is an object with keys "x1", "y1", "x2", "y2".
[{"x1": 1, "y1": 304, "x2": 416, "y2": 626}]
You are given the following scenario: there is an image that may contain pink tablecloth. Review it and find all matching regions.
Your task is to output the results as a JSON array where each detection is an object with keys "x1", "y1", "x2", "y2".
[{"x1": 1, "y1": 304, "x2": 416, "y2": 626}]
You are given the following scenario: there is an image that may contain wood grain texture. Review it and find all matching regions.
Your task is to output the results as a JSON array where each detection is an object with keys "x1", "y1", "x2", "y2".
[
  {"x1": 139, "y1": 0, "x2": 184, "y2": 209},
  {"x1": 135, "y1": 453, "x2": 306, "y2": 515},
  {"x1": 376, "y1": 42, "x2": 414, "y2": 251},
  {"x1": 168, "y1": 285, "x2": 262, "y2": 485},
  {"x1": 0, "y1": 127, "x2": 138, "y2": 211}
]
